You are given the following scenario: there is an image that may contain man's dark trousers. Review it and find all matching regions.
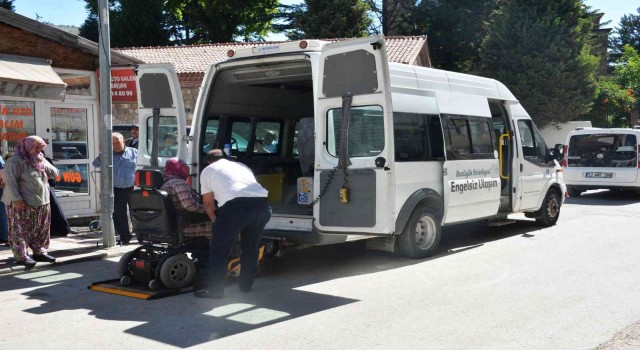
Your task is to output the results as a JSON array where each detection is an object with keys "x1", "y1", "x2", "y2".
[
  {"x1": 114, "y1": 187, "x2": 133, "y2": 243},
  {"x1": 207, "y1": 197, "x2": 271, "y2": 290}
]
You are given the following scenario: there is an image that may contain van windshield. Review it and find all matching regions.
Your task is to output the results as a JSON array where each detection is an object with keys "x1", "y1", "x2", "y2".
[{"x1": 568, "y1": 133, "x2": 637, "y2": 168}]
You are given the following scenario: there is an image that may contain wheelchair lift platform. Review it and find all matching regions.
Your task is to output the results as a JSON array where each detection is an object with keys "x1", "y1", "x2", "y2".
[{"x1": 88, "y1": 279, "x2": 194, "y2": 300}]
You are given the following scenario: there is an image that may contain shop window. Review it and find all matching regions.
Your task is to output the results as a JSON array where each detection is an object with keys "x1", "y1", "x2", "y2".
[
  {"x1": 58, "y1": 72, "x2": 93, "y2": 97},
  {"x1": 51, "y1": 107, "x2": 89, "y2": 159},
  {"x1": 54, "y1": 163, "x2": 89, "y2": 195},
  {"x1": 0, "y1": 100, "x2": 36, "y2": 155}
]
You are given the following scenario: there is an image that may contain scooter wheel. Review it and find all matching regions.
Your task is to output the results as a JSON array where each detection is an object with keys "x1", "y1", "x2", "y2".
[
  {"x1": 120, "y1": 276, "x2": 132, "y2": 286},
  {"x1": 148, "y1": 279, "x2": 161, "y2": 290}
]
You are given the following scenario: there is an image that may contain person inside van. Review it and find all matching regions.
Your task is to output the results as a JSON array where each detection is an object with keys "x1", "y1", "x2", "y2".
[
  {"x1": 159, "y1": 133, "x2": 178, "y2": 157},
  {"x1": 202, "y1": 132, "x2": 216, "y2": 153},
  {"x1": 256, "y1": 130, "x2": 277, "y2": 153}
]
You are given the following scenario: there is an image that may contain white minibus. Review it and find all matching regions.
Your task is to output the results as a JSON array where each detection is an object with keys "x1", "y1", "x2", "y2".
[
  {"x1": 134, "y1": 35, "x2": 566, "y2": 259},
  {"x1": 562, "y1": 127, "x2": 640, "y2": 196}
]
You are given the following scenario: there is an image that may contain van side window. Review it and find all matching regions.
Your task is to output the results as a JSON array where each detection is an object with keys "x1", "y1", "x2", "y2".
[
  {"x1": 393, "y1": 112, "x2": 444, "y2": 161},
  {"x1": 326, "y1": 105, "x2": 384, "y2": 158},
  {"x1": 443, "y1": 115, "x2": 493, "y2": 160},
  {"x1": 254, "y1": 121, "x2": 281, "y2": 154},
  {"x1": 146, "y1": 115, "x2": 178, "y2": 158},
  {"x1": 517, "y1": 120, "x2": 548, "y2": 164}
]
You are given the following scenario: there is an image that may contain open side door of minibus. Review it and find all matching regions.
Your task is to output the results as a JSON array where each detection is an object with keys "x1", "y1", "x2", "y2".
[
  {"x1": 315, "y1": 35, "x2": 394, "y2": 235},
  {"x1": 440, "y1": 93, "x2": 501, "y2": 224},
  {"x1": 134, "y1": 64, "x2": 187, "y2": 168}
]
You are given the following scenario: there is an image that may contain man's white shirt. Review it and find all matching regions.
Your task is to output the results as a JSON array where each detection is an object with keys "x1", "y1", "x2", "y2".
[{"x1": 200, "y1": 159, "x2": 268, "y2": 208}]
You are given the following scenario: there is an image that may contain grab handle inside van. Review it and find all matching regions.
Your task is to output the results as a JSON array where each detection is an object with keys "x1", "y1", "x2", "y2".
[{"x1": 499, "y1": 133, "x2": 510, "y2": 180}]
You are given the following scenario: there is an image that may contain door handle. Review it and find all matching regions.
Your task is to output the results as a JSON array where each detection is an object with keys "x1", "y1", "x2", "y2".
[{"x1": 520, "y1": 163, "x2": 523, "y2": 172}]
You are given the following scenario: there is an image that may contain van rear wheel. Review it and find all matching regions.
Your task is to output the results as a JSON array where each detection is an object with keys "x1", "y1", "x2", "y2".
[
  {"x1": 398, "y1": 207, "x2": 441, "y2": 259},
  {"x1": 535, "y1": 190, "x2": 561, "y2": 226}
]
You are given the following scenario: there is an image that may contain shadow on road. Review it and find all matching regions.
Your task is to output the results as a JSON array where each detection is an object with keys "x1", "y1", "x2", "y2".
[
  {"x1": 564, "y1": 189, "x2": 640, "y2": 206},
  {"x1": 1, "y1": 219, "x2": 544, "y2": 347}
]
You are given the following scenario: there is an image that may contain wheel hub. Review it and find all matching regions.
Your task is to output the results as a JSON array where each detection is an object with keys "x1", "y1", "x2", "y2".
[
  {"x1": 414, "y1": 215, "x2": 437, "y2": 250},
  {"x1": 546, "y1": 196, "x2": 559, "y2": 218},
  {"x1": 169, "y1": 262, "x2": 189, "y2": 282}
]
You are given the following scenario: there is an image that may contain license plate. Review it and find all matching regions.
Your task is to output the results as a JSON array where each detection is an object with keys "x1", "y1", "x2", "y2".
[{"x1": 584, "y1": 172, "x2": 614, "y2": 178}]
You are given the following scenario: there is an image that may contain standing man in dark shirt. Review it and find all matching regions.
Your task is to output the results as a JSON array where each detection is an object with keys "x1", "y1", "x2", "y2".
[
  {"x1": 93, "y1": 132, "x2": 138, "y2": 245},
  {"x1": 126, "y1": 124, "x2": 139, "y2": 149}
]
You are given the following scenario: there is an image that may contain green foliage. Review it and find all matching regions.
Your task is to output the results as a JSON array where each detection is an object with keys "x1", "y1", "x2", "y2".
[
  {"x1": 609, "y1": 7, "x2": 640, "y2": 64},
  {"x1": 591, "y1": 45, "x2": 640, "y2": 127},
  {"x1": 0, "y1": 0, "x2": 15, "y2": 11},
  {"x1": 414, "y1": 0, "x2": 497, "y2": 72},
  {"x1": 111, "y1": 0, "x2": 168, "y2": 47},
  {"x1": 79, "y1": 0, "x2": 279, "y2": 45},
  {"x1": 282, "y1": 0, "x2": 371, "y2": 40},
  {"x1": 478, "y1": 0, "x2": 599, "y2": 128},
  {"x1": 591, "y1": 78, "x2": 636, "y2": 127},
  {"x1": 364, "y1": 0, "x2": 415, "y2": 36},
  {"x1": 163, "y1": 0, "x2": 279, "y2": 43}
]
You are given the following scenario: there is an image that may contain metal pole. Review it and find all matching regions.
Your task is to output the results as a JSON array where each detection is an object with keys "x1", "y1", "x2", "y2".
[{"x1": 98, "y1": 0, "x2": 116, "y2": 247}]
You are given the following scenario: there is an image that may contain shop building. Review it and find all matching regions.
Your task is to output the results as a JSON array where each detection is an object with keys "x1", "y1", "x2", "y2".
[{"x1": 0, "y1": 8, "x2": 140, "y2": 218}]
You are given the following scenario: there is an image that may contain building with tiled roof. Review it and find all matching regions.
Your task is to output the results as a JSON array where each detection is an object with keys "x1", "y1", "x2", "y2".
[{"x1": 116, "y1": 36, "x2": 431, "y2": 87}]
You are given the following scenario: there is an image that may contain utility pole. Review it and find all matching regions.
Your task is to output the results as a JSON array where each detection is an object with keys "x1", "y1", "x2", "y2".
[{"x1": 98, "y1": 0, "x2": 116, "y2": 247}]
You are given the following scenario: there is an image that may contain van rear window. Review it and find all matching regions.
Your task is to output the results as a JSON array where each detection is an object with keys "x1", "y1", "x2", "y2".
[{"x1": 568, "y1": 134, "x2": 637, "y2": 168}]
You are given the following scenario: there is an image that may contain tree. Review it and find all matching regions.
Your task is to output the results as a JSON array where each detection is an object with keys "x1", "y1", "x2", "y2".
[
  {"x1": 79, "y1": 0, "x2": 278, "y2": 45},
  {"x1": 478, "y1": 0, "x2": 599, "y2": 128},
  {"x1": 364, "y1": 0, "x2": 415, "y2": 36},
  {"x1": 111, "y1": 0, "x2": 168, "y2": 47},
  {"x1": 0, "y1": 0, "x2": 14, "y2": 11},
  {"x1": 165, "y1": 0, "x2": 279, "y2": 44},
  {"x1": 280, "y1": 0, "x2": 371, "y2": 40},
  {"x1": 609, "y1": 7, "x2": 640, "y2": 64},
  {"x1": 414, "y1": 0, "x2": 497, "y2": 72}
]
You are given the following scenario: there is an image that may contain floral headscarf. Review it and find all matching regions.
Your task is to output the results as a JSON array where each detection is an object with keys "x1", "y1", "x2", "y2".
[
  {"x1": 164, "y1": 157, "x2": 189, "y2": 180},
  {"x1": 15, "y1": 136, "x2": 46, "y2": 173}
]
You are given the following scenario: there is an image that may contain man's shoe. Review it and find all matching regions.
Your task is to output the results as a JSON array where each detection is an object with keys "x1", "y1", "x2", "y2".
[
  {"x1": 16, "y1": 257, "x2": 37, "y2": 268},
  {"x1": 193, "y1": 288, "x2": 224, "y2": 299},
  {"x1": 32, "y1": 253, "x2": 56, "y2": 263},
  {"x1": 116, "y1": 240, "x2": 130, "y2": 246}
]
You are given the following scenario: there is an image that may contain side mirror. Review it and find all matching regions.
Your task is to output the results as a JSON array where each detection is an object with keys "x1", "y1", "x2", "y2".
[{"x1": 552, "y1": 144, "x2": 564, "y2": 162}]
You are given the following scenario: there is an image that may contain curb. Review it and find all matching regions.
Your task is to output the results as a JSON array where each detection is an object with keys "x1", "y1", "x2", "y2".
[{"x1": 0, "y1": 246, "x2": 135, "y2": 276}]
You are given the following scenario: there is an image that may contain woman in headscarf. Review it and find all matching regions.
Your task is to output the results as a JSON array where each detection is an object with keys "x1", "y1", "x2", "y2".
[
  {"x1": 160, "y1": 157, "x2": 212, "y2": 238},
  {"x1": 2, "y1": 136, "x2": 59, "y2": 267}
]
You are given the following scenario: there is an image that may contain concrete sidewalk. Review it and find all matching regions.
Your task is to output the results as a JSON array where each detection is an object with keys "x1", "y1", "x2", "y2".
[{"x1": 0, "y1": 228, "x2": 138, "y2": 275}]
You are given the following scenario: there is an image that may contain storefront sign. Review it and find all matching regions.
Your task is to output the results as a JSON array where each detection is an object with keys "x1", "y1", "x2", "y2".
[
  {"x1": 0, "y1": 80, "x2": 66, "y2": 100},
  {"x1": 98, "y1": 68, "x2": 138, "y2": 103}
]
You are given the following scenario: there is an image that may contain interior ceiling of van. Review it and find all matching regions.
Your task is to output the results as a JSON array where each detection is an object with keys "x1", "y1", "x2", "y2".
[{"x1": 207, "y1": 61, "x2": 314, "y2": 119}]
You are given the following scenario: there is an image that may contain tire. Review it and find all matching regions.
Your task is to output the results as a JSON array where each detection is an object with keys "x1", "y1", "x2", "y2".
[
  {"x1": 397, "y1": 207, "x2": 441, "y2": 259},
  {"x1": 117, "y1": 251, "x2": 136, "y2": 278},
  {"x1": 159, "y1": 254, "x2": 196, "y2": 289},
  {"x1": 535, "y1": 190, "x2": 561, "y2": 227},
  {"x1": 567, "y1": 187, "x2": 582, "y2": 197}
]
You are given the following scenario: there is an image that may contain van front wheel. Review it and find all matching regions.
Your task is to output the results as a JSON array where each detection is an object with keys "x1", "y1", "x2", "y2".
[
  {"x1": 398, "y1": 208, "x2": 441, "y2": 259},
  {"x1": 535, "y1": 191, "x2": 561, "y2": 226}
]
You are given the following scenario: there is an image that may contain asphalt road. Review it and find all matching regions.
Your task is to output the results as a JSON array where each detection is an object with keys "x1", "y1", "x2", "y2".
[{"x1": 1, "y1": 190, "x2": 640, "y2": 349}]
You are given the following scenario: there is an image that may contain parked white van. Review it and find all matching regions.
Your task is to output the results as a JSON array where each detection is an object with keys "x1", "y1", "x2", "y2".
[
  {"x1": 134, "y1": 35, "x2": 566, "y2": 258},
  {"x1": 562, "y1": 127, "x2": 640, "y2": 196}
]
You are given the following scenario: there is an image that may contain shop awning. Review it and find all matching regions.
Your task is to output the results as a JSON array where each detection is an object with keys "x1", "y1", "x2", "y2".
[{"x1": 0, "y1": 54, "x2": 66, "y2": 101}]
